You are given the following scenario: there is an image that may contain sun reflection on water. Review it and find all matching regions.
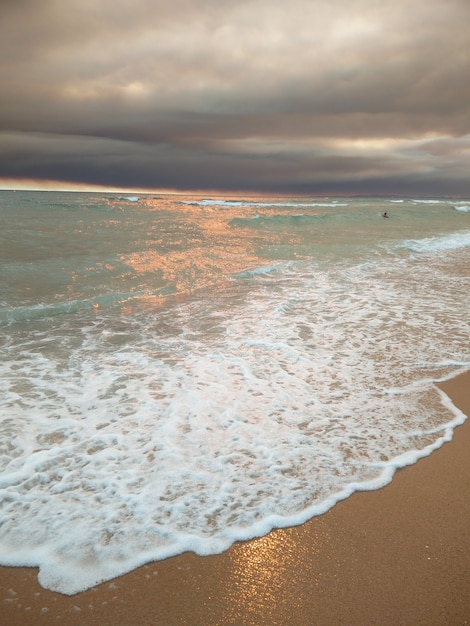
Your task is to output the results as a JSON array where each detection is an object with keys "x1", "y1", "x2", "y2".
[{"x1": 118, "y1": 200, "x2": 268, "y2": 298}]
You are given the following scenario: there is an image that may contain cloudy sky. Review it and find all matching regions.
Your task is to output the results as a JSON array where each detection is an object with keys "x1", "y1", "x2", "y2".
[{"x1": 1, "y1": 0, "x2": 469, "y2": 195}]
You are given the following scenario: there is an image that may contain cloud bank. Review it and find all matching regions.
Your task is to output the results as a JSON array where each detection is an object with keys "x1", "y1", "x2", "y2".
[{"x1": 1, "y1": 0, "x2": 469, "y2": 194}]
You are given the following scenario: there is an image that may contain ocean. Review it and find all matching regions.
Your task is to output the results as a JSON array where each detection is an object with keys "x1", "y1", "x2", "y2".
[{"x1": 0, "y1": 190, "x2": 469, "y2": 594}]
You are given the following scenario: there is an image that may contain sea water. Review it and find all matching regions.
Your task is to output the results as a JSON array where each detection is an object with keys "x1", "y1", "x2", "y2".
[{"x1": 0, "y1": 191, "x2": 469, "y2": 594}]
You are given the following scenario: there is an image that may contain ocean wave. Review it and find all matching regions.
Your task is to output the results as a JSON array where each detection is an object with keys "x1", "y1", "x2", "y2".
[
  {"x1": 398, "y1": 231, "x2": 470, "y2": 253},
  {"x1": 1, "y1": 251, "x2": 468, "y2": 594},
  {"x1": 182, "y1": 199, "x2": 348, "y2": 208},
  {"x1": 411, "y1": 199, "x2": 442, "y2": 204},
  {"x1": 0, "y1": 294, "x2": 136, "y2": 325}
]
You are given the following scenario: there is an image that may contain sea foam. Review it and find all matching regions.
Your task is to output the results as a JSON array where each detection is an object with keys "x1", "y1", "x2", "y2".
[
  {"x1": 398, "y1": 231, "x2": 470, "y2": 253},
  {"x1": 1, "y1": 242, "x2": 469, "y2": 594},
  {"x1": 1, "y1": 194, "x2": 469, "y2": 595},
  {"x1": 182, "y1": 199, "x2": 348, "y2": 208}
]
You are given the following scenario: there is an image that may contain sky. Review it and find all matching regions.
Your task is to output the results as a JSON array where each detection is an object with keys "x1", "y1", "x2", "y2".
[{"x1": 1, "y1": 0, "x2": 469, "y2": 196}]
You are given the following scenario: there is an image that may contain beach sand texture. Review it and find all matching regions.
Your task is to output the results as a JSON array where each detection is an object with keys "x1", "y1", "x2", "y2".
[{"x1": 1, "y1": 371, "x2": 469, "y2": 626}]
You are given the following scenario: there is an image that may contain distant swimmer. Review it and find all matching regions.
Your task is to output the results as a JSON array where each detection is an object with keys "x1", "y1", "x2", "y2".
[{"x1": 382, "y1": 212, "x2": 389, "y2": 218}]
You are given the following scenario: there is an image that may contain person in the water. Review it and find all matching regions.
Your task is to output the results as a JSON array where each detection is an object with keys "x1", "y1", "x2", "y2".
[{"x1": 382, "y1": 212, "x2": 389, "y2": 218}]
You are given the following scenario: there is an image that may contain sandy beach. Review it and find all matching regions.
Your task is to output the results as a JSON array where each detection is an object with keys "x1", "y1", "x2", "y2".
[{"x1": 1, "y1": 371, "x2": 469, "y2": 626}]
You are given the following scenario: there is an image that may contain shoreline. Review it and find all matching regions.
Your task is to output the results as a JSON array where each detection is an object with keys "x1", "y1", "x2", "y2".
[{"x1": 2, "y1": 371, "x2": 470, "y2": 625}]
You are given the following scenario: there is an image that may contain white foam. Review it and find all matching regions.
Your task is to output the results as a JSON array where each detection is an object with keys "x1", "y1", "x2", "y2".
[
  {"x1": 411, "y1": 199, "x2": 441, "y2": 204},
  {"x1": 398, "y1": 231, "x2": 470, "y2": 253},
  {"x1": 453, "y1": 204, "x2": 470, "y2": 212},
  {"x1": 0, "y1": 241, "x2": 469, "y2": 595},
  {"x1": 182, "y1": 199, "x2": 348, "y2": 208}
]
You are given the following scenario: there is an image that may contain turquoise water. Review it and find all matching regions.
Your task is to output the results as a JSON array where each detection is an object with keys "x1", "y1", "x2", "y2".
[{"x1": 0, "y1": 191, "x2": 469, "y2": 593}]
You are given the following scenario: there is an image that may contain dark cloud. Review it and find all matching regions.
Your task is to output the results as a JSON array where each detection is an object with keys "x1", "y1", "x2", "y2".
[{"x1": 1, "y1": 0, "x2": 469, "y2": 194}]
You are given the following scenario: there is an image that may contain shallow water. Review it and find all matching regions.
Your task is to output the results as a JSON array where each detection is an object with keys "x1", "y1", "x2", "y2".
[{"x1": 0, "y1": 191, "x2": 469, "y2": 593}]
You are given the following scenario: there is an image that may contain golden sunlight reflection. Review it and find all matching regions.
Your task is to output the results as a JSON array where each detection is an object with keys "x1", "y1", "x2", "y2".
[
  {"x1": 220, "y1": 527, "x2": 323, "y2": 623},
  {"x1": 117, "y1": 198, "x2": 282, "y2": 298}
]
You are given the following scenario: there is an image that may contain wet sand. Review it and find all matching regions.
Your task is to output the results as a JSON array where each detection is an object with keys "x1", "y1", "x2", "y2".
[{"x1": 1, "y1": 371, "x2": 470, "y2": 625}]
